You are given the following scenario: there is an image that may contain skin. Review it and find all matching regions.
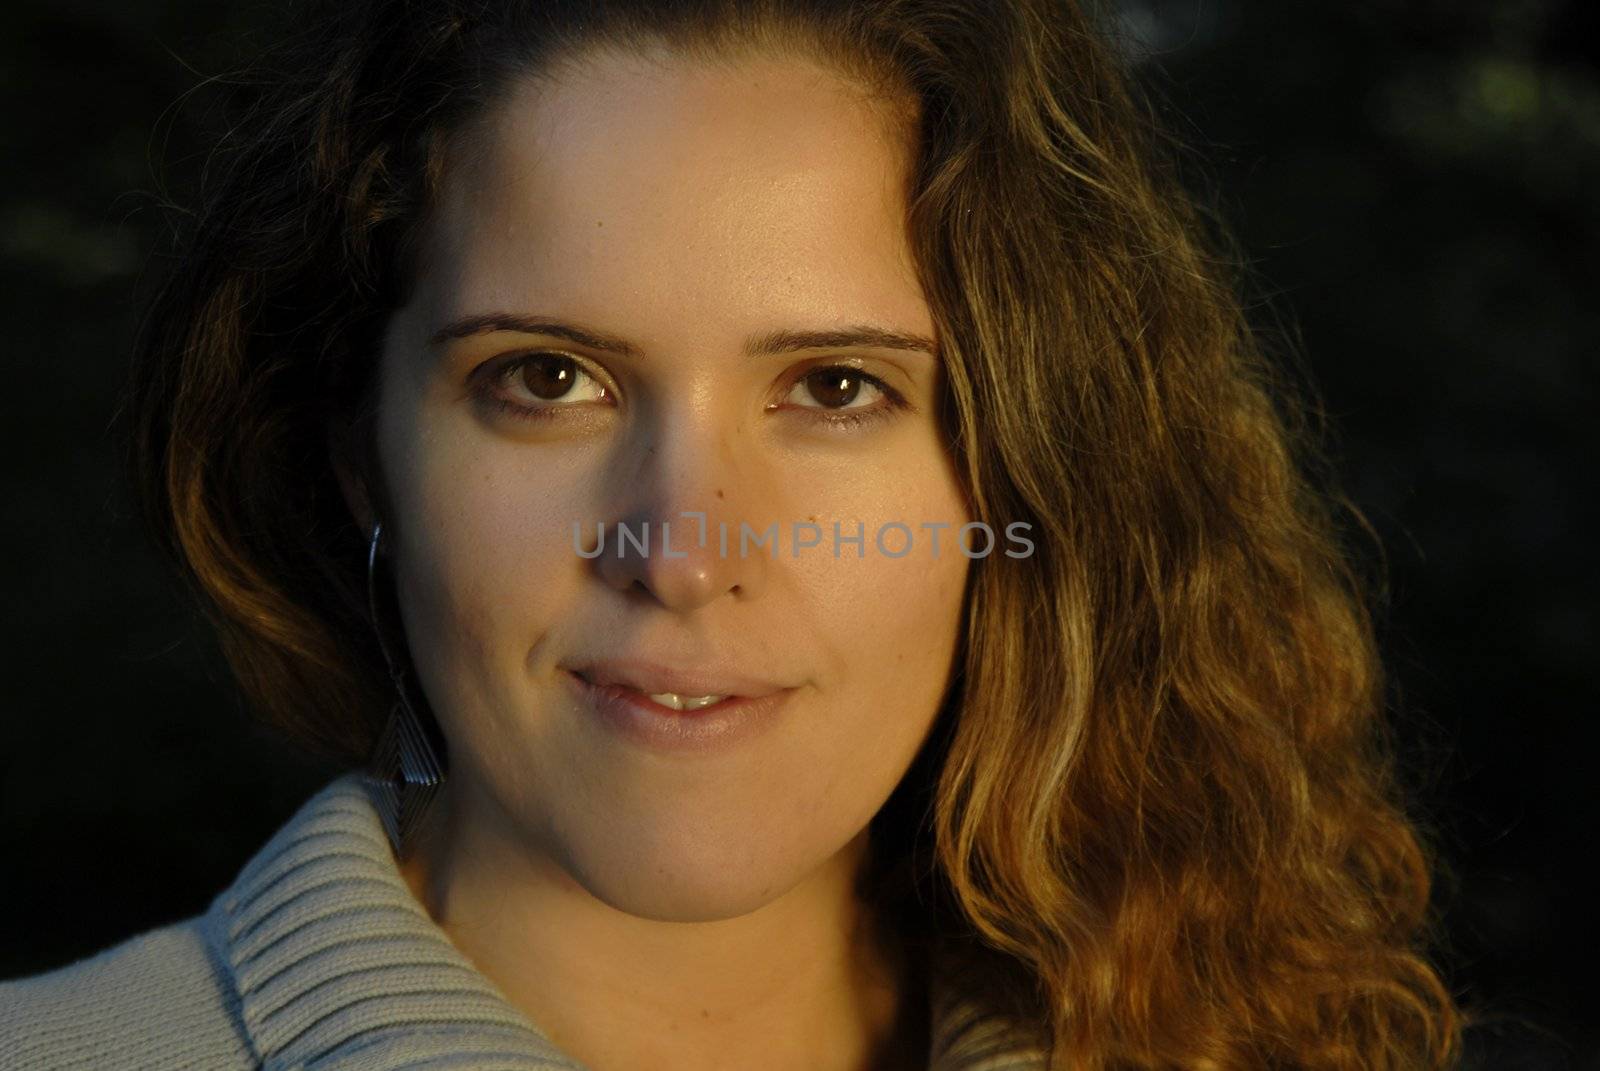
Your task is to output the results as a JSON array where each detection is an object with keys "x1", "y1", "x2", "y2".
[{"x1": 332, "y1": 43, "x2": 971, "y2": 1071}]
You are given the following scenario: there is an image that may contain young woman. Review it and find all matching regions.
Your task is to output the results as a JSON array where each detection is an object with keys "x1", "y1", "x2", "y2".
[{"x1": 0, "y1": 0, "x2": 1463, "y2": 1068}]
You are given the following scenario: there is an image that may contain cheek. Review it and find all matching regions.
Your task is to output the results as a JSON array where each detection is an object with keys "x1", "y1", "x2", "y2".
[
  {"x1": 381, "y1": 402, "x2": 601, "y2": 701},
  {"x1": 781, "y1": 512, "x2": 967, "y2": 831},
  {"x1": 829, "y1": 541, "x2": 967, "y2": 688},
  {"x1": 790, "y1": 442, "x2": 972, "y2": 701}
]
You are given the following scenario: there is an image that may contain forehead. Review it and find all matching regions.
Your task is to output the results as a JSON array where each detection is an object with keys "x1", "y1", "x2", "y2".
[{"x1": 413, "y1": 46, "x2": 929, "y2": 340}]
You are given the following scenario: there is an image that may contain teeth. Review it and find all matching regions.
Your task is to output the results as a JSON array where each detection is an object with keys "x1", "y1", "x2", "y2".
[{"x1": 646, "y1": 691, "x2": 728, "y2": 711}]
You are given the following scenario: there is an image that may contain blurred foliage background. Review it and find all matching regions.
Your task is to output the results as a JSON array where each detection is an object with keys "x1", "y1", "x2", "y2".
[{"x1": 1, "y1": 0, "x2": 1594, "y2": 1064}]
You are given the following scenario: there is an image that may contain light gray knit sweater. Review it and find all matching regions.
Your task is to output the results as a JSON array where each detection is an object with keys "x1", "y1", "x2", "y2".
[{"x1": 0, "y1": 773, "x2": 1049, "y2": 1070}]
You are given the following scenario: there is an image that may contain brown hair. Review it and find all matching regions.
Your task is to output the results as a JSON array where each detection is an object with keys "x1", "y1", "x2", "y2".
[{"x1": 122, "y1": 0, "x2": 1463, "y2": 1066}]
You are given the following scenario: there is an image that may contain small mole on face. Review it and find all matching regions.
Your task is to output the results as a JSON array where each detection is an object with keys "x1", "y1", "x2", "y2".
[{"x1": 715, "y1": 488, "x2": 724, "y2": 499}]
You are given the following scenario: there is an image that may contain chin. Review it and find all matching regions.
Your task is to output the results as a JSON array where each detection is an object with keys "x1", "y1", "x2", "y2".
[{"x1": 554, "y1": 827, "x2": 826, "y2": 922}]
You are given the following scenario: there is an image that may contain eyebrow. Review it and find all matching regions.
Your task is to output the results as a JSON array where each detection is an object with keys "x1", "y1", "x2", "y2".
[{"x1": 427, "y1": 312, "x2": 940, "y2": 361}]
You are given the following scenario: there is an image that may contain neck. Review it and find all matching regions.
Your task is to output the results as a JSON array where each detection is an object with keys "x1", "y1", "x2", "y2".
[{"x1": 398, "y1": 777, "x2": 930, "y2": 1071}]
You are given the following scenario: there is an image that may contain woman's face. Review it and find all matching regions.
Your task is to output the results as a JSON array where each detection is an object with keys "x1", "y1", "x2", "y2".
[{"x1": 362, "y1": 45, "x2": 971, "y2": 919}]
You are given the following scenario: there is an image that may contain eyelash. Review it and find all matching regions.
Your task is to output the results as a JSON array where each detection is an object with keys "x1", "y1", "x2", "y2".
[{"x1": 474, "y1": 352, "x2": 911, "y2": 431}]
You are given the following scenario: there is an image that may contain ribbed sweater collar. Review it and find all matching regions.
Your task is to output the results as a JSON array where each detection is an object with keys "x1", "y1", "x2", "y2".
[{"x1": 202, "y1": 773, "x2": 1048, "y2": 1071}]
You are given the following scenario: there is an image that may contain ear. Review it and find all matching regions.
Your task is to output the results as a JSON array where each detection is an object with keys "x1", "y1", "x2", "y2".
[{"x1": 327, "y1": 415, "x2": 377, "y2": 540}]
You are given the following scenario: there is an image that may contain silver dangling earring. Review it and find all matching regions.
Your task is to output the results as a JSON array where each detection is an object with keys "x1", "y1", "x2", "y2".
[{"x1": 362, "y1": 519, "x2": 445, "y2": 862}]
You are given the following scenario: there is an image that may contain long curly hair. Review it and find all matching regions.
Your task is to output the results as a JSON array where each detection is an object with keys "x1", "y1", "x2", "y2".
[{"x1": 121, "y1": 0, "x2": 1463, "y2": 1066}]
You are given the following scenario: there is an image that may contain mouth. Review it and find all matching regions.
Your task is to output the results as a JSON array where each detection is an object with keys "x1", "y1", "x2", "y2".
[
  {"x1": 562, "y1": 666, "x2": 798, "y2": 752},
  {"x1": 563, "y1": 657, "x2": 795, "y2": 716},
  {"x1": 566, "y1": 669, "x2": 732, "y2": 710}
]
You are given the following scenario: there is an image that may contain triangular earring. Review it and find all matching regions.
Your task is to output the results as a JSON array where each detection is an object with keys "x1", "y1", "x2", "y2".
[
  {"x1": 361, "y1": 519, "x2": 445, "y2": 861},
  {"x1": 365, "y1": 697, "x2": 444, "y2": 861}
]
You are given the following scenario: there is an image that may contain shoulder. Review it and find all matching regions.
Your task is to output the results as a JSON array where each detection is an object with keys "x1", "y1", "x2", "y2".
[{"x1": 0, "y1": 911, "x2": 255, "y2": 1071}]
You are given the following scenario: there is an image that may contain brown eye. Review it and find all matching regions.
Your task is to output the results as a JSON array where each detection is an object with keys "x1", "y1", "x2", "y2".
[
  {"x1": 803, "y1": 367, "x2": 868, "y2": 408},
  {"x1": 520, "y1": 354, "x2": 584, "y2": 400},
  {"x1": 775, "y1": 364, "x2": 904, "y2": 431},
  {"x1": 477, "y1": 351, "x2": 612, "y2": 424}
]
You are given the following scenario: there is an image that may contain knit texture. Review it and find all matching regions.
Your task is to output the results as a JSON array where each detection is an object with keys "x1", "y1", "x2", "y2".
[{"x1": 0, "y1": 774, "x2": 1049, "y2": 1070}]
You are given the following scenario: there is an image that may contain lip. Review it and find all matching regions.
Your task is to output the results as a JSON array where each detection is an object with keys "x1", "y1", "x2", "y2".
[
  {"x1": 562, "y1": 669, "x2": 796, "y2": 756},
  {"x1": 564, "y1": 657, "x2": 792, "y2": 700}
]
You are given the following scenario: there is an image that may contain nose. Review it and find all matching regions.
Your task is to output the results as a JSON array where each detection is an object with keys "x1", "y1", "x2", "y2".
[{"x1": 589, "y1": 421, "x2": 771, "y2": 612}]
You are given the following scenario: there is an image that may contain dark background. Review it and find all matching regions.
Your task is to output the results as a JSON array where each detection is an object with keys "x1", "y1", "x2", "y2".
[{"x1": 2, "y1": 0, "x2": 1593, "y2": 1064}]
